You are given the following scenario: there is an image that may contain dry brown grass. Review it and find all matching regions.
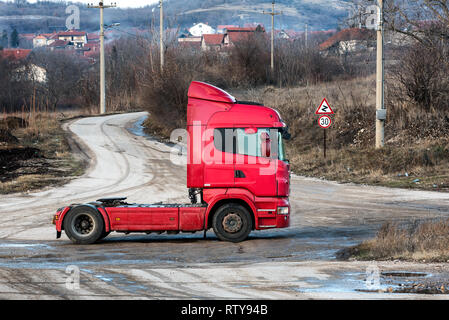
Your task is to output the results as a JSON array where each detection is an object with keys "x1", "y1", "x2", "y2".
[
  {"x1": 0, "y1": 111, "x2": 85, "y2": 194},
  {"x1": 339, "y1": 219, "x2": 449, "y2": 262}
]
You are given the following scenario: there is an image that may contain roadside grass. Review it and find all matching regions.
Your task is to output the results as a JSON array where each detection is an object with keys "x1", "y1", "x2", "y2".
[
  {"x1": 0, "y1": 112, "x2": 85, "y2": 194},
  {"x1": 338, "y1": 219, "x2": 449, "y2": 262}
]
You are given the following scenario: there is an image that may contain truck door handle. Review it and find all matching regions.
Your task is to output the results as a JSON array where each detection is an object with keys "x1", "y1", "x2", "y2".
[{"x1": 235, "y1": 170, "x2": 246, "y2": 178}]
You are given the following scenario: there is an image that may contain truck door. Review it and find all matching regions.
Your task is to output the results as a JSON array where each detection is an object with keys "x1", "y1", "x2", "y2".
[
  {"x1": 203, "y1": 128, "x2": 235, "y2": 188},
  {"x1": 234, "y1": 128, "x2": 277, "y2": 196}
]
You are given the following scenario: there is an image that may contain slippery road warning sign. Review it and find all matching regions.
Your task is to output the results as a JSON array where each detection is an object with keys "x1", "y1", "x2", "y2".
[{"x1": 315, "y1": 98, "x2": 334, "y2": 115}]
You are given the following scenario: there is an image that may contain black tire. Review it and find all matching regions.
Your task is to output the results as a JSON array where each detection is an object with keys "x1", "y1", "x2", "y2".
[
  {"x1": 63, "y1": 205, "x2": 104, "y2": 244},
  {"x1": 212, "y1": 204, "x2": 252, "y2": 242}
]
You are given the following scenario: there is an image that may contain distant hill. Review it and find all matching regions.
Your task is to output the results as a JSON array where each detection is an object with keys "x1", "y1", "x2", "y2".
[
  {"x1": 163, "y1": 0, "x2": 352, "y2": 31},
  {"x1": 0, "y1": 0, "x2": 352, "y2": 34}
]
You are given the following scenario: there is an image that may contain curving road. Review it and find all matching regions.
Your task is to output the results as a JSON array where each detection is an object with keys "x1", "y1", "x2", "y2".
[
  {"x1": 0, "y1": 112, "x2": 449, "y2": 299},
  {"x1": 0, "y1": 112, "x2": 187, "y2": 240}
]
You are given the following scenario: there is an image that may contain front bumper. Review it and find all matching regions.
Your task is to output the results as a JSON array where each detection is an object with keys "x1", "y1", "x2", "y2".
[{"x1": 255, "y1": 197, "x2": 290, "y2": 229}]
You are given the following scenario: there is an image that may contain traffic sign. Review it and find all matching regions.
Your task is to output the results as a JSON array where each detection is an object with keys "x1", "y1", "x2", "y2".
[
  {"x1": 318, "y1": 115, "x2": 332, "y2": 129},
  {"x1": 315, "y1": 98, "x2": 334, "y2": 115}
]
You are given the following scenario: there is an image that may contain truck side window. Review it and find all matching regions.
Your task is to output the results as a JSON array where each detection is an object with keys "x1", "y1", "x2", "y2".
[
  {"x1": 235, "y1": 128, "x2": 266, "y2": 157},
  {"x1": 214, "y1": 128, "x2": 236, "y2": 153}
]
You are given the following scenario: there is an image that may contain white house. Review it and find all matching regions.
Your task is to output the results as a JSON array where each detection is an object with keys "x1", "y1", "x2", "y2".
[
  {"x1": 33, "y1": 34, "x2": 57, "y2": 48},
  {"x1": 188, "y1": 23, "x2": 216, "y2": 37},
  {"x1": 13, "y1": 64, "x2": 47, "y2": 84}
]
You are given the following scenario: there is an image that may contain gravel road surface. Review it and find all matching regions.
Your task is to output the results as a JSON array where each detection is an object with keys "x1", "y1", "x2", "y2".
[{"x1": 0, "y1": 112, "x2": 448, "y2": 299}]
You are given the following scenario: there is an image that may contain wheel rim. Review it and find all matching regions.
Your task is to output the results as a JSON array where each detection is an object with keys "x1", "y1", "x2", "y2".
[
  {"x1": 73, "y1": 214, "x2": 95, "y2": 237},
  {"x1": 222, "y1": 213, "x2": 243, "y2": 233}
]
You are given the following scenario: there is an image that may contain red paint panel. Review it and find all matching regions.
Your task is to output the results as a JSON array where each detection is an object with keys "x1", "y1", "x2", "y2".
[
  {"x1": 187, "y1": 81, "x2": 236, "y2": 104},
  {"x1": 276, "y1": 214, "x2": 290, "y2": 228},
  {"x1": 234, "y1": 155, "x2": 276, "y2": 197},
  {"x1": 179, "y1": 207, "x2": 206, "y2": 231},
  {"x1": 126, "y1": 207, "x2": 179, "y2": 231},
  {"x1": 151, "y1": 208, "x2": 179, "y2": 230},
  {"x1": 202, "y1": 188, "x2": 228, "y2": 204},
  {"x1": 97, "y1": 207, "x2": 111, "y2": 232},
  {"x1": 258, "y1": 217, "x2": 276, "y2": 227},
  {"x1": 105, "y1": 207, "x2": 129, "y2": 231},
  {"x1": 55, "y1": 207, "x2": 71, "y2": 232},
  {"x1": 276, "y1": 160, "x2": 290, "y2": 197}
]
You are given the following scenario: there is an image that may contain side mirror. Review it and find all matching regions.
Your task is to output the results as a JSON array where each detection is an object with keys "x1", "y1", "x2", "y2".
[{"x1": 260, "y1": 132, "x2": 271, "y2": 157}]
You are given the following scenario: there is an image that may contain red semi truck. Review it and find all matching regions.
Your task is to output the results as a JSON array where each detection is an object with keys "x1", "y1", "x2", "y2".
[{"x1": 53, "y1": 81, "x2": 291, "y2": 243}]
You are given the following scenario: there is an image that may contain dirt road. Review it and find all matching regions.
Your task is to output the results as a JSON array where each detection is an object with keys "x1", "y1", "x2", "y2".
[{"x1": 0, "y1": 112, "x2": 448, "y2": 299}]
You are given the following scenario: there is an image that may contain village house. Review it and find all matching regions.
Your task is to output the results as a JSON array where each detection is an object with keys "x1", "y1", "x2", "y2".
[
  {"x1": 56, "y1": 30, "x2": 87, "y2": 48},
  {"x1": 0, "y1": 48, "x2": 32, "y2": 61},
  {"x1": 188, "y1": 23, "x2": 216, "y2": 37},
  {"x1": 319, "y1": 28, "x2": 375, "y2": 55},
  {"x1": 178, "y1": 36, "x2": 202, "y2": 50},
  {"x1": 217, "y1": 25, "x2": 238, "y2": 34},
  {"x1": 48, "y1": 40, "x2": 72, "y2": 51},
  {"x1": 32, "y1": 33, "x2": 58, "y2": 48},
  {"x1": 201, "y1": 34, "x2": 224, "y2": 51},
  {"x1": 180, "y1": 25, "x2": 267, "y2": 51},
  {"x1": 223, "y1": 26, "x2": 266, "y2": 46},
  {"x1": 0, "y1": 49, "x2": 47, "y2": 83}
]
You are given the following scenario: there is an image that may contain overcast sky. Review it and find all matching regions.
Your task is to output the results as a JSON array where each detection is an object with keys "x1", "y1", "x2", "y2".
[{"x1": 2, "y1": 0, "x2": 160, "y2": 8}]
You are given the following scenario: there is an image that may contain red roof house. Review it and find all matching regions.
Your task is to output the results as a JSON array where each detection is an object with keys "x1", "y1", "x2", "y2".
[
  {"x1": 223, "y1": 25, "x2": 266, "y2": 46},
  {"x1": 319, "y1": 28, "x2": 375, "y2": 52},
  {"x1": 201, "y1": 34, "x2": 224, "y2": 51},
  {"x1": 0, "y1": 49, "x2": 32, "y2": 61}
]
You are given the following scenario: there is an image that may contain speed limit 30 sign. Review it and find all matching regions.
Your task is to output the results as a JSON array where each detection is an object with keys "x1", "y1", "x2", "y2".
[{"x1": 318, "y1": 115, "x2": 332, "y2": 129}]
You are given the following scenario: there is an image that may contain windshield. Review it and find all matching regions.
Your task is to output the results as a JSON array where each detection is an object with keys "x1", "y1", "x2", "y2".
[{"x1": 278, "y1": 131, "x2": 286, "y2": 161}]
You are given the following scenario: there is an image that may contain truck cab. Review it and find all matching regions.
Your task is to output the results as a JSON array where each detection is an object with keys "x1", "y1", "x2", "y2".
[
  {"x1": 186, "y1": 81, "x2": 290, "y2": 239},
  {"x1": 53, "y1": 81, "x2": 290, "y2": 243}
]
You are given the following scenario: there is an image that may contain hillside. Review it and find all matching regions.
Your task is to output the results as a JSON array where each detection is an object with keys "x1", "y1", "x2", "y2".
[
  {"x1": 167, "y1": 0, "x2": 352, "y2": 30},
  {"x1": 0, "y1": 0, "x2": 352, "y2": 33}
]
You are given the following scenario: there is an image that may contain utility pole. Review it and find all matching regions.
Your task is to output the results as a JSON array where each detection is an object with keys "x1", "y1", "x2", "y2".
[
  {"x1": 88, "y1": 2, "x2": 117, "y2": 115},
  {"x1": 159, "y1": 0, "x2": 164, "y2": 71},
  {"x1": 375, "y1": 0, "x2": 385, "y2": 148},
  {"x1": 305, "y1": 23, "x2": 308, "y2": 48},
  {"x1": 263, "y1": 1, "x2": 281, "y2": 72}
]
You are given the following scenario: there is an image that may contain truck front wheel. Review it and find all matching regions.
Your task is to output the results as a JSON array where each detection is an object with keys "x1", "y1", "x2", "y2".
[
  {"x1": 63, "y1": 206, "x2": 104, "y2": 244},
  {"x1": 212, "y1": 204, "x2": 252, "y2": 242}
]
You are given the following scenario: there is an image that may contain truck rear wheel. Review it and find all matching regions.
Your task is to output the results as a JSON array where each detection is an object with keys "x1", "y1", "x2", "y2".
[
  {"x1": 212, "y1": 204, "x2": 252, "y2": 242},
  {"x1": 63, "y1": 206, "x2": 104, "y2": 244}
]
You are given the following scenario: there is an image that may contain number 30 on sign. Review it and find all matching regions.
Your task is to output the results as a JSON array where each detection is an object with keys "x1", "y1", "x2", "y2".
[{"x1": 318, "y1": 115, "x2": 332, "y2": 129}]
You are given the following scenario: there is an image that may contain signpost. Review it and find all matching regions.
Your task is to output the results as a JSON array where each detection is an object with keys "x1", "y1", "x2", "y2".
[{"x1": 315, "y1": 99, "x2": 334, "y2": 159}]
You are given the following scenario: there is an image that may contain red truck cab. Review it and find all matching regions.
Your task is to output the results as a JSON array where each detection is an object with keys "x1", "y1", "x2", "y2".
[{"x1": 53, "y1": 81, "x2": 290, "y2": 243}]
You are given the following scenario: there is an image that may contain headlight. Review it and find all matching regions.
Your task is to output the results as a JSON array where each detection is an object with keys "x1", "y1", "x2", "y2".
[{"x1": 277, "y1": 206, "x2": 289, "y2": 215}]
